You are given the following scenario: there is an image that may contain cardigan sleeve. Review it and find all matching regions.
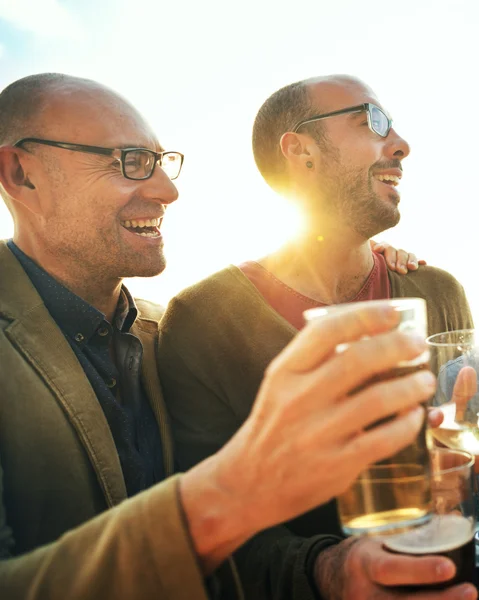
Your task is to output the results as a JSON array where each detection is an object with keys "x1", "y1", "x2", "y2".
[{"x1": 0, "y1": 474, "x2": 210, "y2": 600}]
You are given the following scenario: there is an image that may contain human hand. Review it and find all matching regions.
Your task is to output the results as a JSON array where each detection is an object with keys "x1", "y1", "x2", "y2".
[
  {"x1": 217, "y1": 304, "x2": 435, "y2": 533},
  {"x1": 315, "y1": 537, "x2": 477, "y2": 600},
  {"x1": 181, "y1": 304, "x2": 436, "y2": 573},
  {"x1": 371, "y1": 239, "x2": 427, "y2": 274}
]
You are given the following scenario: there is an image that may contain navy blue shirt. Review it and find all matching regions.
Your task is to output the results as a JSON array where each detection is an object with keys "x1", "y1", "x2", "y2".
[{"x1": 8, "y1": 240, "x2": 165, "y2": 496}]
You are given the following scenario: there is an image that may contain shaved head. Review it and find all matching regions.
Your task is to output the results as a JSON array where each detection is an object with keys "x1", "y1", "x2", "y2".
[
  {"x1": 252, "y1": 74, "x2": 373, "y2": 193},
  {"x1": 0, "y1": 73, "x2": 147, "y2": 148}
]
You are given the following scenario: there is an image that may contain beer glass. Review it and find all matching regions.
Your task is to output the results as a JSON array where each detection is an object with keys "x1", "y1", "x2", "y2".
[
  {"x1": 426, "y1": 329, "x2": 479, "y2": 559},
  {"x1": 385, "y1": 448, "x2": 476, "y2": 590},
  {"x1": 304, "y1": 298, "x2": 432, "y2": 536}
]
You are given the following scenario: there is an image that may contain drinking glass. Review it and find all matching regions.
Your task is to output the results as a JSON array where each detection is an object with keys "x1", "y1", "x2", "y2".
[
  {"x1": 426, "y1": 329, "x2": 479, "y2": 562},
  {"x1": 384, "y1": 448, "x2": 476, "y2": 590},
  {"x1": 304, "y1": 298, "x2": 432, "y2": 536}
]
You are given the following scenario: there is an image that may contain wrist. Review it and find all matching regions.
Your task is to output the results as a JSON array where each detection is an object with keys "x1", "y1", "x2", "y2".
[
  {"x1": 314, "y1": 537, "x2": 358, "y2": 600},
  {"x1": 179, "y1": 431, "x2": 257, "y2": 574}
]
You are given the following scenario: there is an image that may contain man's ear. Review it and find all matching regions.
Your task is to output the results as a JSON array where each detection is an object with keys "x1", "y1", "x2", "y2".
[
  {"x1": 280, "y1": 132, "x2": 318, "y2": 170},
  {"x1": 0, "y1": 147, "x2": 41, "y2": 214}
]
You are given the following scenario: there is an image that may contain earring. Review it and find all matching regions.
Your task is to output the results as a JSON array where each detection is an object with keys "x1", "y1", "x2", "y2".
[{"x1": 306, "y1": 161, "x2": 313, "y2": 169}]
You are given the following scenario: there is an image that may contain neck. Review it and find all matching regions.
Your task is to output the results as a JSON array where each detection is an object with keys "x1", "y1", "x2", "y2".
[
  {"x1": 260, "y1": 225, "x2": 374, "y2": 305},
  {"x1": 14, "y1": 236, "x2": 122, "y2": 323}
]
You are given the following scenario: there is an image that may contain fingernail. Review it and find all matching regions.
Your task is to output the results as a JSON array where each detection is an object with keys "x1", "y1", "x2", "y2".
[
  {"x1": 461, "y1": 585, "x2": 478, "y2": 599},
  {"x1": 418, "y1": 371, "x2": 436, "y2": 389},
  {"x1": 409, "y1": 261, "x2": 418, "y2": 269},
  {"x1": 400, "y1": 265, "x2": 408, "y2": 273},
  {"x1": 390, "y1": 261, "x2": 396, "y2": 268},
  {"x1": 435, "y1": 559, "x2": 455, "y2": 579},
  {"x1": 407, "y1": 333, "x2": 426, "y2": 348}
]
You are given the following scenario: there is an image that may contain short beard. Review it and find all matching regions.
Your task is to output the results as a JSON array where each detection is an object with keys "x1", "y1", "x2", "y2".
[{"x1": 320, "y1": 152, "x2": 401, "y2": 239}]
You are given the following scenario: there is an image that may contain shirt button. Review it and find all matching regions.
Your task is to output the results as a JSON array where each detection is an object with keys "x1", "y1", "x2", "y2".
[
  {"x1": 106, "y1": 378, "x2": 117, "y2": 388},
  {"x1": 75, "y1": 333, "x2": 84, "y2": 342},
  {"x1": 98, "y1": 327, "x2": 109, "y2": 337}
]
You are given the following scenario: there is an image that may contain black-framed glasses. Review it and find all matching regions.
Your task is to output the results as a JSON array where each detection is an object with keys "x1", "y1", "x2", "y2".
[
  {"x1": 13, "y1": 137, "x2": 184, "y2": 181},
  {"x1": 292, "y1": 103, "x2": 392, "y2": 138}
]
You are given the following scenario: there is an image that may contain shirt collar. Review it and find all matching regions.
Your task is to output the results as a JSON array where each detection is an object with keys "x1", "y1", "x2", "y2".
[{"x1": 7, "y1": 240, "x2": 138, "y2": 343}]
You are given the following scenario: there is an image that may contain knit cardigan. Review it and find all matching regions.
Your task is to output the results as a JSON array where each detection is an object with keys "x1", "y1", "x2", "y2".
[{"x1": 157, "y1": 264, "x2": 474, "y2": 600}]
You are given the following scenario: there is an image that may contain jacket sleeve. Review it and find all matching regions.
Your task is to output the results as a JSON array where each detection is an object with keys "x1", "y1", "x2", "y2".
[{"x1": 0, "y1": 470, "x2": 210, "y2": 600}]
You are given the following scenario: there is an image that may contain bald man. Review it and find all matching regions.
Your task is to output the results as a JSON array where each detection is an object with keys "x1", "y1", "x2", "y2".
[
  {"x1": 157, "y1": 76, "x2": 475, "y2": 599},
  {"x1": 0, "y1": 73, "x2": 449, "y2": 599}
]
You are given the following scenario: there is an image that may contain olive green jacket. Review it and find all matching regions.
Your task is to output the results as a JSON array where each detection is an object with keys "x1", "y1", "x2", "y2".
[
  {"x1": 0, "y1": 240, "x2": 210, "y2": 600},
  {"x1": 157, "y1": 264, "x2": 474, "y2": 600}
]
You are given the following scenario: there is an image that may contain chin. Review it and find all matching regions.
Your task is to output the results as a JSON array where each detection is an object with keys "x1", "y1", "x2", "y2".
[{"x1": 121, "y1": 257, "x2": 167, "y2": 279}]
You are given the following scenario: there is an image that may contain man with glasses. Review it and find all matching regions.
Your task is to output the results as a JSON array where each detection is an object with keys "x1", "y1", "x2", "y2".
[
  {"x1": 0, "y1": 72, "x2": 451, "y2": 599},
  {"x1": 157, "y1": 75, "x2": 474, "y2": 599}
]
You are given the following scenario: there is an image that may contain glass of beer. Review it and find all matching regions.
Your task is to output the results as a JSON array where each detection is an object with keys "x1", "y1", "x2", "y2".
[
  {"x1": 304, "y1": 298, "x2": 432, "y2": 537},
  {"x1": 426, "y1": 329, "x2": 479, "y2": 559},
  {"x1": 384, "y1": 448, "x2": 476, "y2": 590}
]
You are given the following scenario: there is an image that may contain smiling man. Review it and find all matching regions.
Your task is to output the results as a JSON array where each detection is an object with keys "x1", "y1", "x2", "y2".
[
  {"x1": 0, "y1": 72, "x2": 455, "y2": 600},
  {"x1": 157, "y1": 75, "x2": 474, "y2": 599}
]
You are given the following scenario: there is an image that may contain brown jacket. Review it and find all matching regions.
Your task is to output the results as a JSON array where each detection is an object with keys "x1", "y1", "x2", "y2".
[{"x1": 0, "y1": 240, "x2": 209, "y2": 600}]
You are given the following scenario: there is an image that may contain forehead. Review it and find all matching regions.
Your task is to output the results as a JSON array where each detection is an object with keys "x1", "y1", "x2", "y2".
[
  {"x1": 38, "y1": 86, "x2": 160, "y2": 150},
  {"x1": 308, "y1": 79, "x2": 383, "y2": 114}
]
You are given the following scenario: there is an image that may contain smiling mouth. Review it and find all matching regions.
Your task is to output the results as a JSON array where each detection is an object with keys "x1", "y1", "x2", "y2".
[
  {"x1": 375, "y1": 174, "x2": 401, "y2": 187},
  {"x1": 120, "y1": 218, "x2": 162, "y2": 238}
]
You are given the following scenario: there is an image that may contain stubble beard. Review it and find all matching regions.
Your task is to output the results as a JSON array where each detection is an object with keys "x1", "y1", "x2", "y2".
[{"x1": 320, "y1": 159, "x2": 401, "y2": 239}]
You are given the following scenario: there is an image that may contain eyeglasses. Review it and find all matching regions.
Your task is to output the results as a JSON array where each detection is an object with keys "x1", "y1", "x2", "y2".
[
  {"x1": 14, "y1": 138, "x2": 184, "y2": 181},
  {"x1": 292, "y1": 103, "x2": 392, "y2": 138}
]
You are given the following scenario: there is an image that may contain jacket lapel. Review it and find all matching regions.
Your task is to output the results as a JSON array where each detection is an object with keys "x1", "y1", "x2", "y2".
[{"x1": 0, "y1": 242, "x2": 127, "y2": 506}]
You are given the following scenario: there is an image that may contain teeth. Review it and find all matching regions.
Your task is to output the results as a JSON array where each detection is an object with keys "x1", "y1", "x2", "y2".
[
  {"x1": 120, "y1": 218, "x2": 161, "y2": 228},
  {"x1": 376, "y1": 174, "x2": 400, "y2": 185}
]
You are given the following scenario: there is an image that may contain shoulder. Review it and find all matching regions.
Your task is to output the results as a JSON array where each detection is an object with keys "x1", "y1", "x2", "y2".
[
  {"x1": 390, "y1": 265, "x2": 467, "y2": 298},
  {"x1": 135, "y1": 298, "x2": 166, "y2": 322},
  {"x1": 162, "y1": 266, "x2": 263, "y2": 326},
  {"x1": 172, "y1": 265, "x2": 257, "y2": 305}
]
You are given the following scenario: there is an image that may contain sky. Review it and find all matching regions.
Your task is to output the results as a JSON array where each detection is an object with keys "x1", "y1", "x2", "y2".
[{"x1": 0, "y1": 0, "x2": 478, "y2": 321}]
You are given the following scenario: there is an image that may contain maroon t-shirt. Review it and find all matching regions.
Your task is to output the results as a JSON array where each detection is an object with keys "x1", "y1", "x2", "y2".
[{"x1": 239, "y1": 252, "x2": 391, "y2": 330}]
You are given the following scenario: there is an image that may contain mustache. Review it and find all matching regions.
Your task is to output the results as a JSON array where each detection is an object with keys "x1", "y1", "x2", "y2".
[{"x1": 370, "y1": 159, "x2": 403, "y2": 172}]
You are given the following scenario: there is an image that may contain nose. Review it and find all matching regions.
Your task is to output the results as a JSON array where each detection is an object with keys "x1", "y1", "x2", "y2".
[
  {"x1": 138, "y1": 164, "x2": 179, "y2": 206},
  {"x1": 385, "y1": 127, "x2": 410, "y2": 161}
]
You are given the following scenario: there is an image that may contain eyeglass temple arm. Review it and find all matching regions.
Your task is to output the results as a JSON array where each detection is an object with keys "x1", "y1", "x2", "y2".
[
  {"x1": 292, "y1": 104, "x2": 368, "y2": 132},
  {"x1": 14, "y1": 138, "x2": 114, "y2": 157}
]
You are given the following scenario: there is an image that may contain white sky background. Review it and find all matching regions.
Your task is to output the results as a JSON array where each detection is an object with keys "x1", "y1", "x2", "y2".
[{"x1": 0, "y1": 0, "x2": 478, "y2": 322}]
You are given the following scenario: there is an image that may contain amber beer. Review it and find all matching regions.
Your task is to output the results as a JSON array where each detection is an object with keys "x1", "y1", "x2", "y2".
[
  {"x1": 304, "y1": 298, "x2": 432, "y2": 536},
  {"x1": 384, "y1": 514, "x2": 476, "y2": 590},
  {"x1": 338, "y1": 362, "x2": 432, "y2": 536}
]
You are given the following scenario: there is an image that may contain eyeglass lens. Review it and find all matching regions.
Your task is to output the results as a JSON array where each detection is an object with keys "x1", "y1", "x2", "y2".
[
  {"x1": 370, "y1": 105, "x2": 390, "y2": 137},
  {"x1": 123, "y1": 150, "x2": 182, "y2": 180}
]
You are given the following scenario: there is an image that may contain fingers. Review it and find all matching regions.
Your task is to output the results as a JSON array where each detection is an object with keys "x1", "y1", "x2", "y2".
[
  {"x1": 427, "y1": 407, "x2": 444, "y2": 428},
  {"x1": 401, "y1": 584, "x2": 477, "y2": 600},
  {"x1": 274, "y1": 304, "x2": 399, "y2": 374},
  {"x1": 312, "y1": 329, "x2": 431, "y2": 402},
  {"x1": 451, "y1": 366, "x2": 477, "y2": 421},
  {"x1": 329, "y1": 370, "x2": 436, "y2": 440},
  {"x1": 359, "y1": 541, "x2": 457, "y2": 587},
  {"x1": 340, "y1": 405, "x2": 425, "y2": 467},
  {"x1": 371, "y1": 241, "x2": 423, "y2": 273}
]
